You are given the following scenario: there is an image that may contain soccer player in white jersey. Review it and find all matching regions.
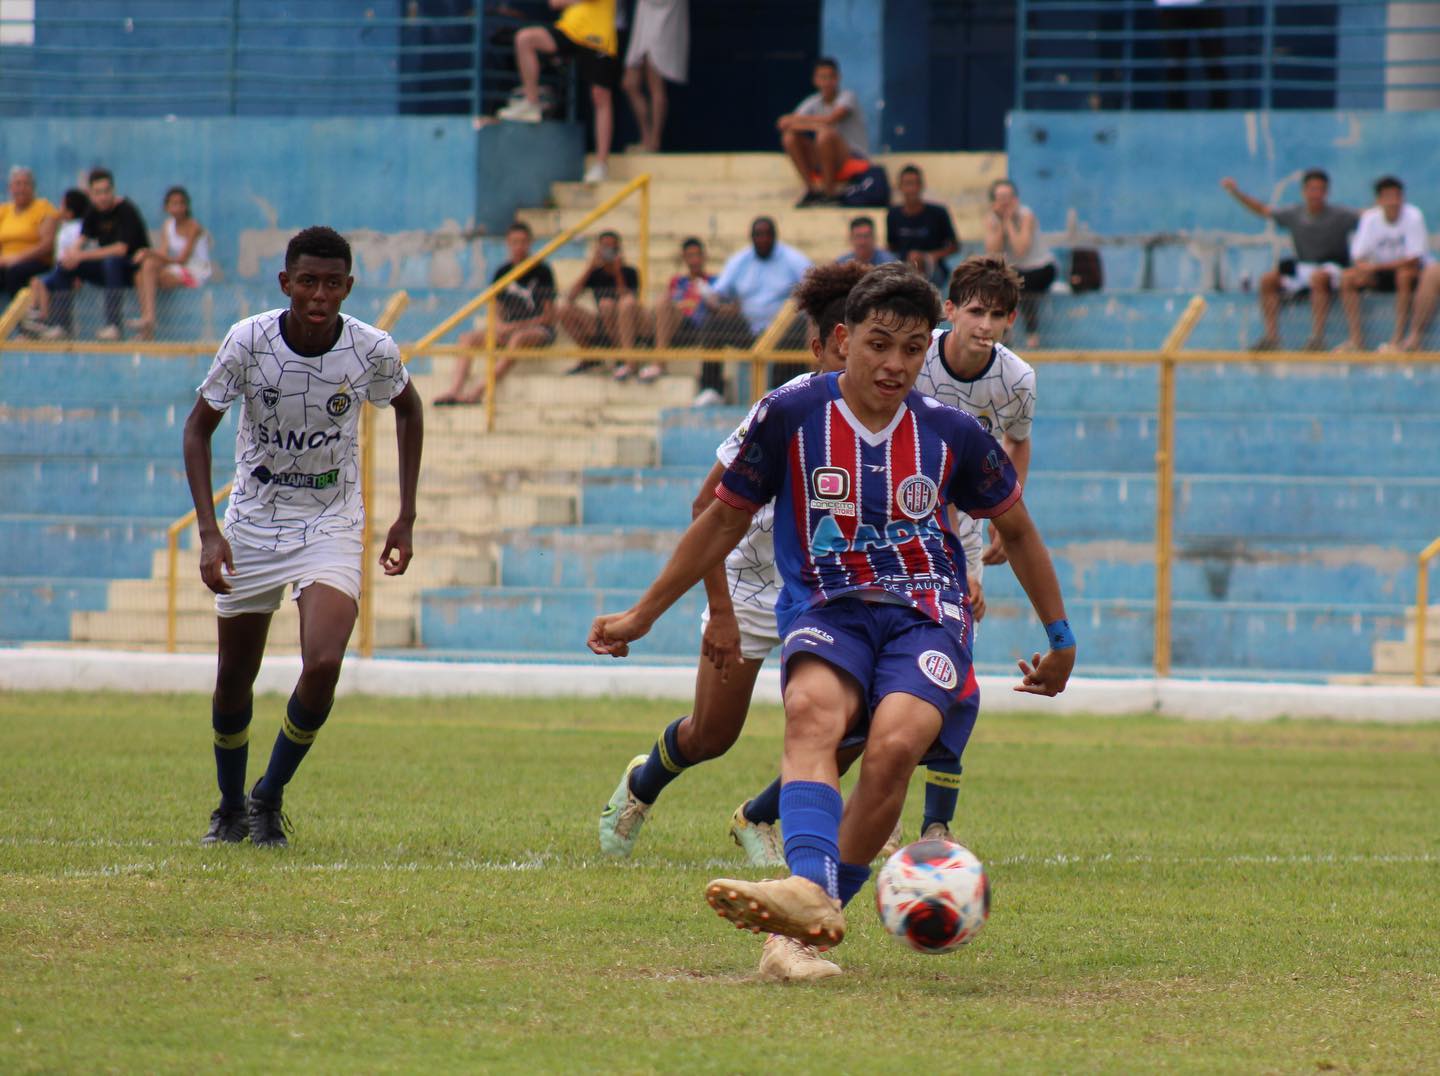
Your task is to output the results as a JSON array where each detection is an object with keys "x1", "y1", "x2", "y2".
[
  {"x1": 589, "y1": 264, "x2": 1073, "y2": 980},
  {"x1": 182, "y1": 226, "x2": 423, "y2": 847},
  {"x1": 596, "y1": 262, "x2": 870, "y2": 864}
]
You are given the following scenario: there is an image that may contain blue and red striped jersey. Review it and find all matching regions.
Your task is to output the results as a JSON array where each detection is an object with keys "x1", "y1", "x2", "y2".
[{"x1": 715, "y1": 371, "x2": 1020, "y2": 635}]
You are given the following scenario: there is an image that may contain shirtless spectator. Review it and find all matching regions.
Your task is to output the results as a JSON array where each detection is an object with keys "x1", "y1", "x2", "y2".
[
  {"x1": 559, "y1": 230, "x2": 646, "y2": 377},
  {"x1": 1221, "y1": 170, "x2": 1357, "y2": 351},
  {"x1": 131, "y1": 186, "x2": 212, "y2": 340},
  {"x1": 435, "y1": 221, "x2": 557, "y2": 405},
  {"x1": 1337, "y1": 176, "x2": 1438, "y2": 352},
  {"x1": 777, "y1": 57, "x2": 869, "y2": 207},
  {"x1": 0, "y1": 166, "x2": 57, "y2": 304}
]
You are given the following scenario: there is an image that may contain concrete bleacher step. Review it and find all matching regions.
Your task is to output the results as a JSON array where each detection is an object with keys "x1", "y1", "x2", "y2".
[
  {"x1": 597, "y1": 151, "x2": 1005, "y2": 190},
  {"x1": 1371, "y1": 639, "x2": 1440, "y2": 675}
]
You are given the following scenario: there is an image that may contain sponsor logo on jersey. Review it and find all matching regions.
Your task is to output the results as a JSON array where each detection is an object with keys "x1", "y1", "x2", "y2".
[
  {"x1": 896, "y1": 474, "x2": 939, "y2": 520},
  {"x1": 250, "y1": 465, "x2": 341, "y2": 490},
  {"x1": 260, "y1": 386, "x2": 280, "y2": 409},
  {"x1": 810, "y1": 515, "x2": 941, "y2": 556},
  {"x1": 326, "y1": 392, "x2": 352, "y2": 417},
  {"x1": 941, "y1": 601, "x2": 962, "y2": 620},
  {"x1": 810, "y1": 499, "x2": 856, "y2": 516},
  {"x1": 257, "y1": 425, "x2": 343, "y2": 451},
  {"x1": 918, "y1": 649, "x2": 958, "y2": 690},
  {"x1": 811, "y1": 466, "x2": 850, "y2": 500},
  {"x1": 784, "y1": 626, "x2": 835, "y2": 647}
]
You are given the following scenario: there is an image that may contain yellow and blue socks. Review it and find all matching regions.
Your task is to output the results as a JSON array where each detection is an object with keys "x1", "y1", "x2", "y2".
[
  {"x1": 744, "y1": 776, "x2": 783, "y2": 826},
  {"x1": 212, "y1": 700, "x2": 252, "y2": 811},
  {"x1": 629, "y1": 717, "x2": 692, "y2": 804},
  {"x1": 923, "y1": 756, "x2": 963, "y2": 834},
  {"x1": 252, "y1": 691, "x2": 330, "y2": 804},
  {"x1": 779, "y1": 781, "x2": 843, "y2": 899},
  {"x1": 837, "y1": 861, "x2": 871, "y2": 907}
]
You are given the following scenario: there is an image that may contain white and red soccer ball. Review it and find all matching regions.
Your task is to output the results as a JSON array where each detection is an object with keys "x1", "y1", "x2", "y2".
[{"x1": 875, "y1": 838, "x2": 990, "y2": 953}]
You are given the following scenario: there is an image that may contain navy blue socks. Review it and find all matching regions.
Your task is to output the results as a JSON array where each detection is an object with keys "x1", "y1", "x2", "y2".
[
  {"x1": 252, "y1": 691, "x2": 330, "y2": 804},
  {"x1": 923, "y1": 756, "x2": 963, "y2": 834},
  {"x1": 629, "y1": 717, "x2": 693, "y2": 804},
  {"x1": 743, "y1": 776, "x2": 783, "y2": 826},
  {"x1": 837, "y1": 861, "x2": 872, "y2": 907},
  {"x1": 211, "y1": 700, "x2": 252, "y2": 811}
]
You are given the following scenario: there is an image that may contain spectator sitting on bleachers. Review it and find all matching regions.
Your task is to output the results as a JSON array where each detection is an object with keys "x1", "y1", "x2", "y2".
[
  {"x1": 777, "y1": 57, "x2": 869, "y2": 207},
  {"x1": 984, "y1": 178, "x2": 1055, "y2": 349},
  {"x1": 693, "y1": 215, "x2": 812, "y2": 404},
  {"x1": 1338, "y1": 175, "x2": 1439, "y2": 352},
  {"x1": 0, "y1": 166, "x2": 58, "y2": 305},
  {"x1": 1221, "y1": 170, "x2": 1356, "y2": 352},
  {"x1": 649, "y1": 236, "x2": 714, "y2": 385},
  {"x1": 435, "y1": 220, "x2": 557, "y2": 406},
  {"x1": 20, "y1": 188, "x2": 86, "y2": 334},
  {"x1": 29, "y1": 168, "x2": 149, "y2": 341},
  {"x1": 887, "y1": 164, "x2": 960, "y2": 289},
  {"x1": 130, "y1": 186, "x2": 212, "y2": 341},
  {"x1": 559, "y1": 230, "x2": 645, "y2": 377},
  {"x1": 836, "y1": 215, "x2": 899, "y2": 267}
]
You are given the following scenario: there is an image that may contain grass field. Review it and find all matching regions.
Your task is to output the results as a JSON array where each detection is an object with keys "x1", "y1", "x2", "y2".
[{"x1": 2, "y1": 690, "x2": 1437, "y2": 1073}]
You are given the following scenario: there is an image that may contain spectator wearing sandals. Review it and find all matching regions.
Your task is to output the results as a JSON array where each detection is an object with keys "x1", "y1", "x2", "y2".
[
  {"x1": 436, "y1": 221, "x2": 558, "y2": 406},
  {"x1": 985, "y1": 178, "x2": 1056, "y2": 348},
  {"x1": 778, "y1": 57, "x2": 870, "y2": 207},
  {"x1": 130, "y1": 186, "x2": 212, "y2": 341},
  {"x1": 648, "y1": 236, "x2": 714, "y2": 384},
  {"x1": 887, "y1": 164, "x2": 960, "y2": 289},
  {"x1": 28, "y1": 168, "x2": 148, "y2": 341},
  {"x1": 0, "y1": 166, "x2": 58, "y2": 304},
  {"x1": 559, "y1": 230, "x2": 647, "y2": 378}
]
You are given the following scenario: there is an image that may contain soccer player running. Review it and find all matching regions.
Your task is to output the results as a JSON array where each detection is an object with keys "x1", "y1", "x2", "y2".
[
  {"x1": 597, "y1": 261, "x2": 871, "y2": 865},
  {"x1": 182, "y1": 226, "x2": 423, "y2": 847},
  {"x1": 589, "y1": 264, "x2": 1073, "y2": 979}
]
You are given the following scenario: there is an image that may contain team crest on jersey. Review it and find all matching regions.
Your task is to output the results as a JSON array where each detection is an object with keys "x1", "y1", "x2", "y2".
[
  {"x1": 896, "y1": 474, "x2": 939, "y2": 519},
  {"x1": 973, "y1": 413, "x2": 994, "y2": 433},
  {"x1": 260, "y1": 386, "x2": 280, "y2": 409},
  {"x1": 811, "y1": 466, "x2": 850, "y2": 500},
  {"x1": 743, "y1": 442, "x2": 764, "y2": 464},
  {"x1": 918, "y1": 649, "x2": 958, "y2": 690},
  {"x1": 326, "y1": 391, "x2": 352, "y2": 417}
]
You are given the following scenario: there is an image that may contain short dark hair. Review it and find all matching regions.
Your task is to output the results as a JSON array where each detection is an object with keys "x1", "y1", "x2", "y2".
[
  {"x1": 164, "y1": 186, "x2": 191, "y2": 211},
  {"x1": 62, "y1": 188, "x2": 90, "y2": 218},
  {"x1": 285, "y1": 225, "x2": 352, "y2": 272},
  {"x1": 87, "y1": 168, "x2": 114, "y2": 188},
  {"x1": 681, "y1": 236, "x2": 704, "y2": 252},
  {"x1": 815, "y1": 57, "x2": 839, "y2": 73},
  {"x1": 1301, "y1": 168, "x2": 1329, "y2": 187},
  {"x1": 898, "y1": 165, "x2": 923, "y2": 182},
  {"x1": 1375, "y1": 175, "x2": 1404, "y2": 195},
  {"x1": 988, "y1": 178, "x2": 1017, "y2": 200},
  {"x1": 598, "y1": 229, "x2": 621, "y2": 243},
  {"x1": 793, "y1": 261, "x2": 870, "y2": 345},
  {"x1": 844, "y1": 262, "x2": 941, "y2": 332},
  {"x1": 751, "y1": 216, "x2": 777, "y2": 235},
  {"x1": 849, "y1": 216, "x2": 876, "y2": 233},
  {"x1": 507, "y1": 220, "x2": 533, "y2": 236},
  {"x1": 947, "y1": 254, "x2": 1022, "y2": 314}
]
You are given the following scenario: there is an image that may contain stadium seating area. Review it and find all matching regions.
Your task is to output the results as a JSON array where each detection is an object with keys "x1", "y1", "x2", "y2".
[{"x1": 4, "y1": 148, "x2": 1440, "y2": 679}]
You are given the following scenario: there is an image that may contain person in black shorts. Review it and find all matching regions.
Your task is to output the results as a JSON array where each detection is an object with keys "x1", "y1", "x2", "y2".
[
  {"x1": 498, "y1": 1, "x2": 620, "y2": 183},
  {"x1": 558, "y1": 230, "x2": 645, "y2": 375}
]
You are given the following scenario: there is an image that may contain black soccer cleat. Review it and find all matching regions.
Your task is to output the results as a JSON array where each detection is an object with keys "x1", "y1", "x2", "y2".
[
  {"x1": 246, "y1": 784, "x2": 293, "y2": 848},
  {"x1": 201, "y1": 803, "x2": 250, "y2": 845}
]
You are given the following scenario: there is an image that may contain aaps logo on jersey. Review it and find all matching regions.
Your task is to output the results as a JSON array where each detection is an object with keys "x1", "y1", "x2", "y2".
[
  {"x1": 260, "y1": 386, "x2": 280, "y2": 409},
  {"x1": 918, "y1": 649, "x2": 958, "y2": 690},
  {"x1": 811, "y1": 466, "x2": 850, "y2": 500},
  {"x1": 326, "y1": 391, "x2": 352, "y2": 417},
  {"x1": 896, "y1": 474, "x2": 939, "y2": 519}
]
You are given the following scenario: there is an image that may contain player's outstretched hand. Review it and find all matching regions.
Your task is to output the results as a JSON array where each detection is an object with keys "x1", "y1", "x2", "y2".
[
  {"x1": 380, "y1": 518, "x2": 414, "y2": 576},
  {"x1": 587, "y1": 609, "x2": 651, "y2": 658},
  {"x1": 1014, "y1": 647, "x2": 1074, "y2": 697},
  {"x1": 701, "y1": 607, "x2": 744, "y2": 680},
  {"x1": 198, "y1": 531, "x2": 235, "y2": 595}
]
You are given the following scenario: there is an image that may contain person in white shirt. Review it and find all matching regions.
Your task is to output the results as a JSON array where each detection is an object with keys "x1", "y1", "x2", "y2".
[{"x1": 1337, "y1": 175, "x2": 1438, "y2": 351}]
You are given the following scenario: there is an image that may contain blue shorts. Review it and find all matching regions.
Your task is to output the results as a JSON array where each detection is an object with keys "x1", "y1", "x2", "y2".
[{"x1": 780, "y1": 598, "x2": 980, "y2": 763}]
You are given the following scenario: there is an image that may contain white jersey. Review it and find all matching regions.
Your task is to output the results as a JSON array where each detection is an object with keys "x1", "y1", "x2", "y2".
[
  {"x1": 197, "y1": 309, "x2": 411, "y2": 552},
  {"x1": 714, "y1": 373, "x2": 813, "y2": 612},
  {"x1": 914, "y1": 330, "x2": 1037, "y2": 577},
  {"x1": 1350, "y1": 203, "x2": 1432, "y2": 267}
]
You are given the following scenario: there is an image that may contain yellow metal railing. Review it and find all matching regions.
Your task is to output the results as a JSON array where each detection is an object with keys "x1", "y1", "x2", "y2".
[
  {"x1": 164, "y1": 290, "x2": 410, "y2": 653},
  {"x1": 0, "y1": 287, "x2": 33, "y2": 338},
  {"x1": 1415, "y1": 536, "x2": 1440, "y2": 686}
]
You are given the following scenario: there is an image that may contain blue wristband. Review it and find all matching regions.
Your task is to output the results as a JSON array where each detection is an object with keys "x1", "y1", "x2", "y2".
[{"x1": 1045, "y1": 618, "x2": 1076, "y2": 651}]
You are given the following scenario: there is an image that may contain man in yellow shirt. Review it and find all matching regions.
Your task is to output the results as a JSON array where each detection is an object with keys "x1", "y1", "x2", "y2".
[
  {"x1": 498, "y1": 0, "x2": 618, "y2": 183},
  {"x1": 0, "y1": 166, "x2": 57, "y2": 303}
]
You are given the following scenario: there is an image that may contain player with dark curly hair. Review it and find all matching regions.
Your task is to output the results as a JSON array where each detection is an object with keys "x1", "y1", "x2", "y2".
[{"x1": 595, "y1": 261, "x2": 870, "y2": 867}]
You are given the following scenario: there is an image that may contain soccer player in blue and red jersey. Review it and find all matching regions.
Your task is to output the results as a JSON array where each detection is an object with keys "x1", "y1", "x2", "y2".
[{"x1": 588, "y1": 264, "x2": 1074, "y2": 978}]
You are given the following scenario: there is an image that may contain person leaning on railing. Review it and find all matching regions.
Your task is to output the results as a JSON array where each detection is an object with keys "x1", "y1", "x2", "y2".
[{"x1": 0, "y1": 165, "x2": 58, "y2": 305}]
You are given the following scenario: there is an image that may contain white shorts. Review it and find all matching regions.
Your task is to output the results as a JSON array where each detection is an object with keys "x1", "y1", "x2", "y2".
[
  {"x1": 700, "y1": 598, "x2": 781, "y2": 661},
  {"x1": 1279, "y1": 261, "x2": 1342, "y2": 296},
  {"x1": 215, "y1": 533, "x2": 362, "y2": 617}
]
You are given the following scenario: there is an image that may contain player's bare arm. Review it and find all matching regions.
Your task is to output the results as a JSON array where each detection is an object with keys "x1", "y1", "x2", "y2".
[
  {"x1": 990, "y1": 498, "x2": 1074, "y2": 696},
  {"x1": 181, "y1": 397, "x2": 234, "y2": 594},
  {"x1": 588, "y1": 499, "x2": 752, "y2": 657},
  {"x1": 380, "y1": 380, "x2": 423, "y2": 576},
  {"x1": 692, "y1": 460, "x2": 742, "y2": 677},
  {"x1": 984, "y1": 434, "x2": 1031, "y2": 565}
]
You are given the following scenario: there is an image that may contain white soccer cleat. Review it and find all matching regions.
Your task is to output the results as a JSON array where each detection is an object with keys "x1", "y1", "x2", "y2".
[
  {"x1": 757, "y1": 932, "x2": 842, "y2": 982},
  {"x1": 729, "y1": 803, "x2": 785, "y2": 867},
  {"x1": 598, "y1": 754, "x2": 652, "y2": 857}
]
